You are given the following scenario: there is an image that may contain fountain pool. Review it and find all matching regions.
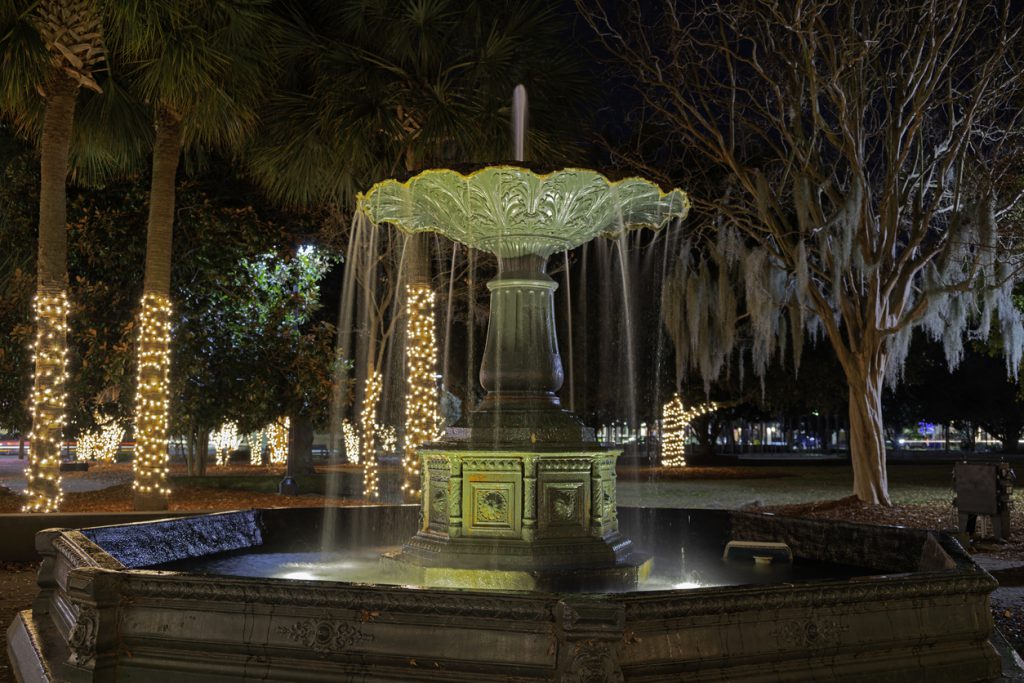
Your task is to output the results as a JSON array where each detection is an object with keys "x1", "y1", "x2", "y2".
[{"x1": 7, "y1": 505, "x2": 1002, "y2": 682}]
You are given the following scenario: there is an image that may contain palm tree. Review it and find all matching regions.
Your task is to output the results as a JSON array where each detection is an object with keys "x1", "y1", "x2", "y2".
[
  {"x1": 102, "y1": 0, "x2": 277, "y2": 510},
  {"x1": 0, "y1": 0, "x2": 104, "y2": 512},
  {"x1": 246, "y1": 0, "x2": 594, "y2": 499}
]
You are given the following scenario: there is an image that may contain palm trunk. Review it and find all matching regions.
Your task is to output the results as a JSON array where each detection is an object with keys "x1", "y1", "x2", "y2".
[
  {"x1": 402, "y1": 233, "x2": 435, "y2": 501},
  {"x1": 25, "y1": 73, "x2": 79, "y2": 513},
  {"x1": 133, "y1": 109, "x2": 182, "y2": 511},
  {"x1": 845, "y1": 351, "x2": 891, "y2": 506}
]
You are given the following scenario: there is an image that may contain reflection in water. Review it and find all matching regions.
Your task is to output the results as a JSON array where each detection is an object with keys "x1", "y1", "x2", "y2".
[{"x1": 157, "y1": 545, "x2": 873, "y2": 594}]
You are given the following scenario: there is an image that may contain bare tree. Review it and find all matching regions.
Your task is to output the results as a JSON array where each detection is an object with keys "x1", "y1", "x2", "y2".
[{"x1": 580, "y1": 0, "x2": 1024, "y2": 504}]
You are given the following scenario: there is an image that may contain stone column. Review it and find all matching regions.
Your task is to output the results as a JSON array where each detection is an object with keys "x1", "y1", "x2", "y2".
[{"x1": 478, "y1": 255, "x2": 563, "y2": 407}]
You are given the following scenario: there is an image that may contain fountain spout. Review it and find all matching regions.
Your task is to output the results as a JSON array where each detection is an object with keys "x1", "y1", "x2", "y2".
[{"x1": 512, "y1": 84, "x2": 527, "y2": 162}]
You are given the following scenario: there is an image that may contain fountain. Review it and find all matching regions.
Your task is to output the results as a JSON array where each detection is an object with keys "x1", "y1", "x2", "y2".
[
  {"x1": 359, "y1": 164, "x2": 687, "y2": 590},
  {"x1": 6, "y1": 88, "x2": 1007, "y2": 681}
]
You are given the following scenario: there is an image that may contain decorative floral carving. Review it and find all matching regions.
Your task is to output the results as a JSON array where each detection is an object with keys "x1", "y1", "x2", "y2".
[
  {"x1": 277, "y1": 617, "x2": 372, "y2": 657},
  {"x1": 477, "y1": 491, "x2": 508, "y2": 523},
  {"x1": 772, "y1": 619, "x2": 848, "y2": 648},
  {"x1": 68, "y1": 606, "x2": 99, "y2": 667},
  {"x1": 562, "y1": 640, "x2": 624, "y2": 683},
  {"x1": 550, "y1": 488, "x2": 579, "y2": 523}
]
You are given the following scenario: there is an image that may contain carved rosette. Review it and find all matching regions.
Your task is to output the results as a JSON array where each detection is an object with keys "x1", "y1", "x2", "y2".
[{"x1": 277, "y1": 616, "x2": 373, "y2": 658}]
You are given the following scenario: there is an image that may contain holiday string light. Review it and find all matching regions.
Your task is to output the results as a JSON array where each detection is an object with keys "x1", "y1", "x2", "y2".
[
  {"x1": 211, "y1": 421, "x2": 241, "y2": 466},
  {"x1": 267, "y1": 417, "x2": 289, "y2": 464},
  {"x1": 24, "y1": 290, "x2": 69, "y2": 512},
  {"x1": 77, "y1": 412, "x2": 126, "y2": 463},
  {"x1": 660, "y1": 394, "x2": 719, "y2": 467},
  {"x1": 133, "y1": 293, "x2": 173, "y2": 501},
  {"x1": 377, "y1": 424, "x2": 397, "y2": 455},
  {"x1": 361, "y1": 370, "x2": 383, "y2": 499},
  {"x1": 402, "y1": 283, "x2": 440, "y2": 499},
  {"x1": 246, "y1": 428, "x2": 266, "y2": 466},
  {"x1": 342, "y1": 419, "x2": 360, "y2": 464}
]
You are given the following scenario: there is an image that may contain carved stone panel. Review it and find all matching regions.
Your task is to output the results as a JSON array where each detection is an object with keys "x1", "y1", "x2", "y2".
[
  {"x1": 538, "y1": 471, "x2": 591, "y2": 538},
  {"x1": 463, "y1": 472, "x2": 522, "y2": 539},
  {"x1": 424, "y1": 456, "x2": 452, "y2": 535},
  {"x1": 277, "y1": 616, "x2": 373, "y2": 658}
]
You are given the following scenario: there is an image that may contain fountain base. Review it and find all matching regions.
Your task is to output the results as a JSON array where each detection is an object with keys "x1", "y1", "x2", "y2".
[
  {"x1": 380, "y1": 550, "x2": 653, "y2": 591},
  {"x1": 389, "y1": 448, "x2": 647, "y2": 589}
]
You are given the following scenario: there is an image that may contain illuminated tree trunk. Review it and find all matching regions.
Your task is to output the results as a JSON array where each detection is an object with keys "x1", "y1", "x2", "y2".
[
  {"x1": 844, "y1": 349, "x2": 891, "y2": 506},
  {"x1": 402, "y1": 233, "x2": 439, "y2": 500},
  {"x1": 133, "y1": 108, "x2": 182, "y2": 511},
  {"x1": 25, "y1": 73, "x2": 79, "y2": 513}
]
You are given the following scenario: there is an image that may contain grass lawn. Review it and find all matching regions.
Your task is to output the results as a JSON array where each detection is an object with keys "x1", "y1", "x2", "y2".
[{"x1": 616, "y1": 462, "x2": 957, "y2": 509}]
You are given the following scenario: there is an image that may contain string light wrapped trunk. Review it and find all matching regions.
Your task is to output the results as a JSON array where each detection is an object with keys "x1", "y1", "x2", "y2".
[
  {"x1": 361, "y1": 370, "x2": 383, "y2": 499},
  {"x1": 246, "y1": 429, "x2": 266, "y2": 466},
  {"x1": 133, "y1": 293, "x2": 172, "y2": 509},
  {"x1": 342, "y1": 420, "x2": 360, "y2": 464},
  {"x1": 267, "y1": 417, "x2": 289, "y2": 464},
  {"x1": 24, "y1": 290, "x2": 69, "y2": 512},
  {"x1": 212, "y1": 422, "x2": 241, "y2": 466},
  {"x1": 660, "y1": 394, "x2": 719, "y2": 467},
  {"x1": 402, "y1": 283, "x2": 440, "y2": 499}
]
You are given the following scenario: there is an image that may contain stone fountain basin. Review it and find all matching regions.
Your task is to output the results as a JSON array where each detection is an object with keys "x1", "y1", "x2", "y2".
[{"x1": 7, "y1": 506, "x2": 1001, "y2": 682}]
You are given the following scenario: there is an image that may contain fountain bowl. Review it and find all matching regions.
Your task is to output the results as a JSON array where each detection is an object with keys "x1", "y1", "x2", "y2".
[
  {"x1": 6, "y1": 505, "x2": 1004, "y2": 682},
  {"x1": 357, "y1": 166, "x2": 689, "y2": 259}
]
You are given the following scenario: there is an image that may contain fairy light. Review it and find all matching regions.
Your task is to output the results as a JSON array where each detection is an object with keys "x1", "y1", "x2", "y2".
[
  {"x1": 24, "y1": 290, "x2": 69, "y2": 512},
  {"x1": 132, "y1": 293, "x2": 172, "y2": 500},
  {"x1": 77, "y1": 412, "x2": 125, "y2": 463},
  {"x1": 267, "y1": 417, "x2": 289, "y2": 464},
  {"x1": 402, "y1": 283, "x2": 440, "y2": 499},
  {"x1": 377, "y1": 424, "x2": 397, "y2": 455},
  {"x1": 361, "y1": 370, "x2": 383, "y2": 499},
  {"x1": 342, "y1": 419, "x2": 360, "y2": 464},
  {"x1": 660, "y1": 394, "x2": 719, "y2": 467},
  {"x1": 246, "y1": 428, "x2": 265, "y2": 465},
  {"x1": 211, "y1": 421, "x2": 241, "y2": 466}
]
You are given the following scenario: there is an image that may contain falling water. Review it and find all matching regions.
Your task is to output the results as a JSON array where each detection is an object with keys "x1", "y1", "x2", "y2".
[
  {"x1": 512, "y1": 84, "x2": 528, "y2": 162},
  {"x1": 442, "y1": 243, "x2": 459, "y2": 382},
  {"x1": 562, "y1": 250, "x2": 575, "y2": 412}
]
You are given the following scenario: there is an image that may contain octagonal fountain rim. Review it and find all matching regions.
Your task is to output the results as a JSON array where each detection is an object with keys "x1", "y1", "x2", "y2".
[
  {"x1": 66, "y1": 507, "x2": 989, "y2": 599},
  {"x1": 356, "y1": 164, "x2": 690, "y2": 259}
]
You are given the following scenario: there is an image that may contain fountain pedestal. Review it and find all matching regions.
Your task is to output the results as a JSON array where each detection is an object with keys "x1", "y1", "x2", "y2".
[
  {"x1": 383, "y1": 449, "x2": 650, "y2": 590},
  {"x1": 382, "y1": 256, "x2": 650, "y2": 590}
]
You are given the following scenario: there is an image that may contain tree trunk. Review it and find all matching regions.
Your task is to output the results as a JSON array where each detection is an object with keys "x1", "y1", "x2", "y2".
[
  {"x1": 401, "y1": 233, "x2": 436, "y2": 501},
  {"x1": 24, "y1": 73, "x2": 79, "y2": 512},
  {"x1": 133, "y1": 108, "x2": 183, "y2": 511},
  {"x1": 185, "y1": 428, "x2": 209, "y2": 477},
  {"x1": 1000, "y1": 425, "x2": 1022, "y2": 454},
  {"x1": 286, "y1": 413, "x2": 316, "y2": 477},
  {"x1": 846, "y1": 354, "x2": 891, "y2": 506}
]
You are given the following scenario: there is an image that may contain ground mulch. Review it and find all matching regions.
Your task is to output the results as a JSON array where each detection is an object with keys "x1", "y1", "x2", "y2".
[
  {"x1": 0, "y1": 562, "x2": 39, "y2": 683},
  {"x1": 0, "y1": 482, "x2": 363, "y2": 513}
]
